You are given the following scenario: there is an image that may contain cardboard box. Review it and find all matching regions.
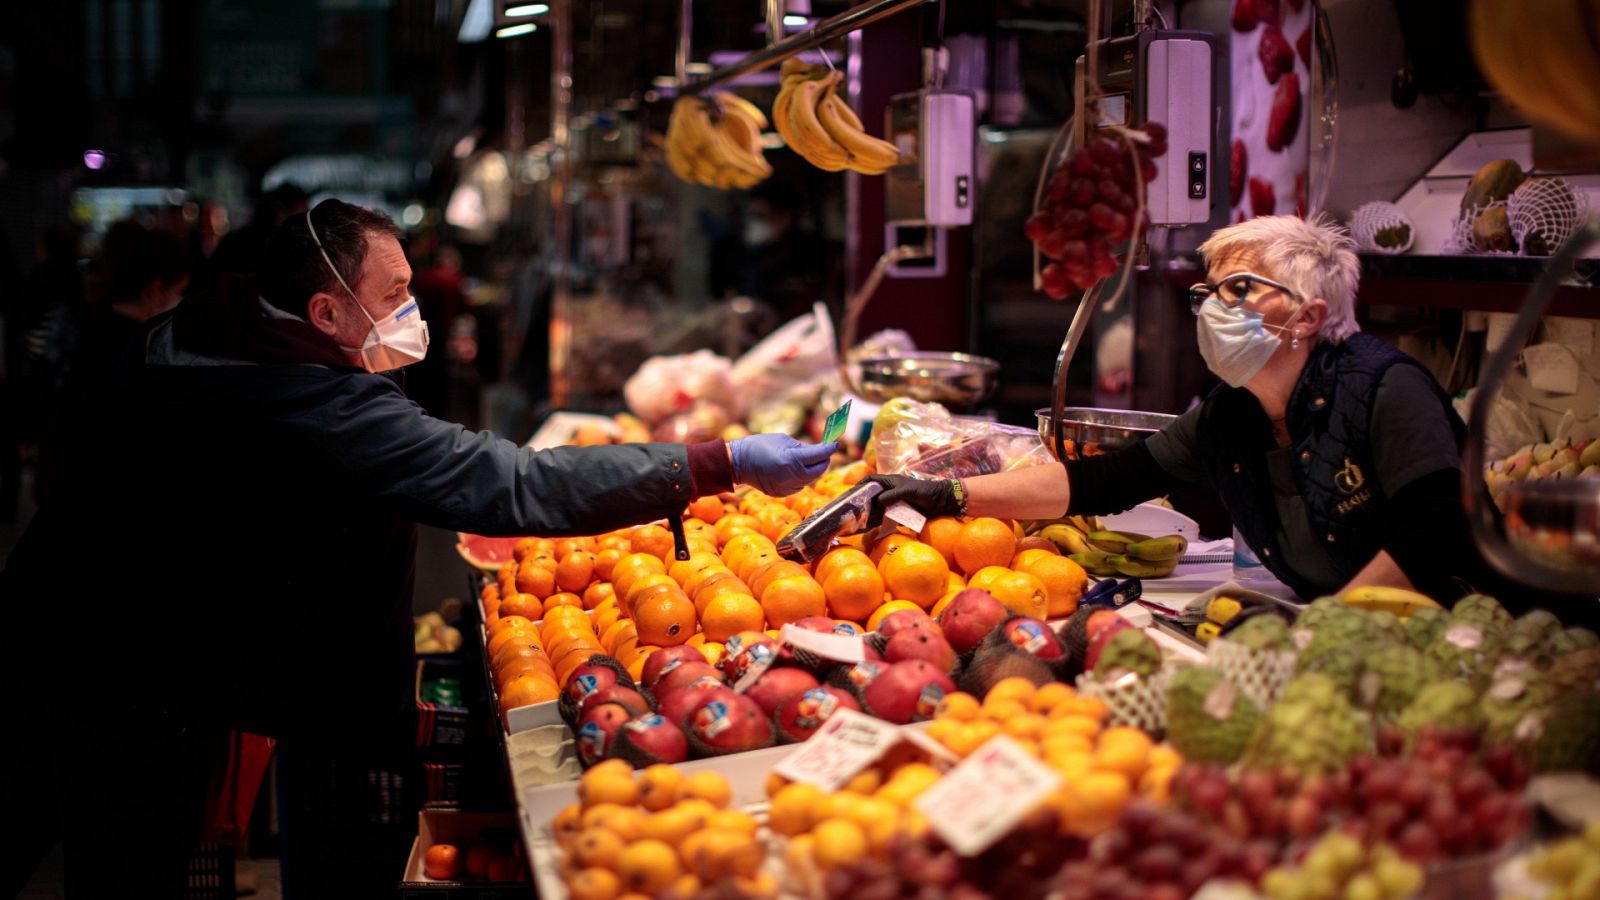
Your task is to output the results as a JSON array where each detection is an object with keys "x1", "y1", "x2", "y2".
[{"x1": 399, "y1": 810, "x2": 529, "y2": 898}]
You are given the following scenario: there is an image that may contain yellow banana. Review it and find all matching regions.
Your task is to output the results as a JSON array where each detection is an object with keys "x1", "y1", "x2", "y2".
[
  {"x1": 1109, "y1": 555, "x2": 1178, "y2": 579},
  {"x1": 1068, "y1": 551, "x2": 1119, "y2": 577},
  {"x1": 713, "y1": 105, "x2": 771, "y2": 180},
  {"x1": 1124, "y1": 535, "x2": 1187, "y2": 561},
  {"x1": 785, "y1": 73, "x2": 850, "y2": 171},
  {"x1": 815, "y1": 81, "x2": 901, "y2": 174},
  {"x1": 1086, "y1": 531, "x2": 1151, "y2": 555},
  {"x1": 714, "y1": 92, "x2": 768, "y2": 131},
  {"x1": 1340, "y1": 586, "x2": 1441, "y2": 619},
  {"x1": 1038, "y1": 523, "x2": 1094, "y2": 556}
]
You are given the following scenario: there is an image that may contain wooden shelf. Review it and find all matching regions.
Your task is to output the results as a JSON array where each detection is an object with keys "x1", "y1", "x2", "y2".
[{"x1": 1358, "y1": 254, "x2": 1600, "y2": 319}]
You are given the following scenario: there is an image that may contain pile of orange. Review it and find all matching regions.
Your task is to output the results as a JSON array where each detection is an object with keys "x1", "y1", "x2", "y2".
[
  {"x1": 921, "y1": 677, "x2": 1183, "y2": 837},
  {"x1": 475, "y1": 459, "x2": 1093, "y2": 724}
]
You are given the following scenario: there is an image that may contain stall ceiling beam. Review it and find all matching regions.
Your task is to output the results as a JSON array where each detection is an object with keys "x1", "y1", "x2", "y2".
[{"x1": 681, "y1": 0, "x2": 932, "y2": 94}]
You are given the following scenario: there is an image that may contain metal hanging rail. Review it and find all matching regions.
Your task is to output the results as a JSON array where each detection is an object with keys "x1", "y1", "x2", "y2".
[{"x1": 680, "y1": 0, "x2": 933, "y2": 94}]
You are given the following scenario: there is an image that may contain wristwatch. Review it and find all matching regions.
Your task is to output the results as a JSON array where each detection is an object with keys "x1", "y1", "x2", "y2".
[{"x1": 949, "y1": 478, "x2": 968, "y2": 518}]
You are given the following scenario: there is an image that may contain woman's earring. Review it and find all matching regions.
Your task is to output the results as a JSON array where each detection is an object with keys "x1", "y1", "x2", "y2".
[{"x1": 1291, "y1": 332, "x2": 1302, "y2": 350}]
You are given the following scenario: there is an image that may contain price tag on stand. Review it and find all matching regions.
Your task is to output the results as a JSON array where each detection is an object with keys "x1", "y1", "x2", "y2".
[
  {"x1": 913, "y1": 736, "x2": 1062, "y2": 857},
  {"x1": 772, "y1": 708, "x2": 904, "y2": 791},
  {"x1": 780, "y1": 624, "x2": 865, "y2": 664}
]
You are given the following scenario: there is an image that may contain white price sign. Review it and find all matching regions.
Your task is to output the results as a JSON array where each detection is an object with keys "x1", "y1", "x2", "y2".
[
  {"x1": 772, "y1": 708, "x2": 904, "y2": 791},
  {"x1": 913, "y1": 736, "x2": 1062, "y2": 857},
  {"x1": 780, "y1": 624, "x2": 866, "y2": 664}
]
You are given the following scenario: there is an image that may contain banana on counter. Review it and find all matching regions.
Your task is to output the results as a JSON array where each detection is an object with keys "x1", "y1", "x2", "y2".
[{"x1": 1033, "y1": 518, "x2": 1187, "y2": 579}]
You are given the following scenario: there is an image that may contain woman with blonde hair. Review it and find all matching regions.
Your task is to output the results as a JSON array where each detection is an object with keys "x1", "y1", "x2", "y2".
[{"x1": 872, "y1": 215, "x2": 1545, "y2": 610}]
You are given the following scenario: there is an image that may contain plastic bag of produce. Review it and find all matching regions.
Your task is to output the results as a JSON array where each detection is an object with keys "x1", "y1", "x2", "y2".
[
  {"x1": 900, "y1": 422, "x2": 1053, "y2": 480},
  {"x1": 868, "y1": 398, "x2": 957, "y2": 474},
  {"x1": 624, "y1": 349, "x2": 737, "y2": 425},
  {"x1": 731, "y1": 303, "x2": 838, "y2": 417}
]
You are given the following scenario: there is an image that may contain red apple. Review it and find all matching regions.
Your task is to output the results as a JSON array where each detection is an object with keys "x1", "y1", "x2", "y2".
[
  {"x1": 863, "y1": 660, "x2": 956, "y2": 725},
  {"x1": 937, "y1": 588, "x2": 1009, "y2": 653},
  {"x1": 742, "y1": 666, "x2": 821, "y2": 717}
]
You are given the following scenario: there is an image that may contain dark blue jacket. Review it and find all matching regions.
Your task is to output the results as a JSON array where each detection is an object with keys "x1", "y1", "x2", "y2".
[{"x1": 1, "y1": 313, "x2": 701, "y2": 743}]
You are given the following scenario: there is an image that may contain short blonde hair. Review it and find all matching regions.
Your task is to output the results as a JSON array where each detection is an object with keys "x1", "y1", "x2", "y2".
[{"x1": 1197, "y1": 214, "x2": 1361, "y2": 343}]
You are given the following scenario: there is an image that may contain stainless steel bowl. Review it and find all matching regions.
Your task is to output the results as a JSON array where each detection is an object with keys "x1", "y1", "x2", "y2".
[
  {"x1": 854, "y1": 352, "x2": 1000, "y2": 406},
  {"x1": 1035, "y1": 406, "x2": 1178, "y2": 455}
]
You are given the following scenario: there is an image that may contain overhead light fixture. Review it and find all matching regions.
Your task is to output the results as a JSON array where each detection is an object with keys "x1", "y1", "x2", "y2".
[
  {"x1": 458, "y1": 0, "x2": 492, "y2": 42},
  {"x1": 83, "y1": 149, "x2": 107, "y2": 170},
  {"x1": 496, "y1": 22, "x2": 537, "y2": 37},
  {"x1": 685, "y1": 62, "x2": 712, "y2": 75},
  {"x1": 783, "y1": 14, "x2": 808, "y2": 26},
  {"x1": 651, "y1": 76, "x2": 678, "y2": 89},
  {"x1": 504, "y1": 3, "x2": 549, "y2": 16}
]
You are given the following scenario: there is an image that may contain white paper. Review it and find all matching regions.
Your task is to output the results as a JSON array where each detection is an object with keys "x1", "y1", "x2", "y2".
[
  {"x1": 884, "y1": 501, "x2": 927, "y2": 534},
  {"x1": 780, "y1": 624, "x2": 866, "y2": 664},
  {"x1": 1485, "y1": 312, "x2": 1519, "y2": 354},
  {"x1": 771, "y1": 708, "x2": 904, "y2": 791},
  {"x1": 1524, "y1": 342, "x2": 1582, "y2": 395},
  {"x1": 914, "y1": 736, "x2": 1062, "y2": 856}
]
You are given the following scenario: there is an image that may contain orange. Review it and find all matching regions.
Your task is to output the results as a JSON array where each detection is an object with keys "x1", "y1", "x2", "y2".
[
  {"x1": 695, "y1": 578, "x2": 755, "y2": 617},
  {"x1": 488, "y1": 614, "x2": 537, "y2": 638},
  {"x1": 526, "y1": 551, "x2": 559, "y2": 573},
  {"x1": 495, "y1": 655, "x2": 555, "y2": 690},
  {"x1": 701, "y1": 592, "x2": 765, "y2": 642},
  {"x1": 700, "y1": 641, "x2": 726, "y2": 669},
  {"x1": 967, "y1": 566, "x2": 1012, "y2": 593},
  {"x1": 593, "y1": 602, "x2": 621, "y2": 635},
  {"x1": 500, "y1": 674, "x2": 560, "y2": 709},
  {"x1": 512, "y1": 537, "x2": 541, "y2": 563},
  {"x1": 555, "y1": 650, "x2": 600, "y2": 686},
  {"x1": 555, "y1": 551, "x2": 597, "y2": 593},
  {"x1": 947, "y1": 571, "x2": 966, "y2": 591},
  {"x1": 879, "y1": 541, "x2": 950, "y2": 608},
  {"x1": 760, "y1": 576, "x2": 827, "y2": 628},
  {"x1": 748, "y1": 560, "x2": 809, "y2": 599},
  {"x1": 634, "y1": 590, "x2": 696, "y2": 646},
  {"x1": 756, "y1": 508, "x2": 801, "y2": 541},
  {"x1": 668, "y1": 551, "x2": 721, "y2": 587},
  {"x1": 866, "y1": 599, "x2": 924, "y2": 632},
  {"x1": 599, "y1": 618, "x2": 637, "y2": 652},
  {"x1": 582, "y1": 582, "x2": 615, "y2": 611},
  {"x1": 719, "y1": 532, "x2": 774, "y2": 570},
  {"x1": 623, "y1": 573, "x2": 679, "y2": 615},
  {"x1": 987, "y1": 570, "x2": 1049, "y2": 619},
  {"x1": 543, "y1": 592, "x2": 584, "y2": 617},
  {"x1": 499, "y1": 592, "x2": 544, "y2": 621},
  {"x1": 631, "y1": 524, "x2": 675, "y2": 561},
  {"x1": 1022, "y1": 555, "x2": 1088, "y2": 618},
  {"x1": 919, "y1": 517, "x2": 964, "y2": 570},
  {"x1": 490, "y1": 640, "x2": 549, "y2": 671},
  {"x1": 486, "y1": 621, "x2": 540, "y2": 656},
  {"x1": 597, "y1": 533, "x2": 632, "y2": 553},
  {"x1": 590, "y1": 548, "x2": 622, "y2": 583},
  {"x1": 868, "y1": 532, "x2": 915, "y2": 568},
  {"x1": 1011, "y1": 548, "x2": 1056, "y2": 571},
  {"x1": 930, "y1": 590, "x2": 959, "y2": 618},
  {"x1": 954, "y1": 518, "x2": 1017, "y2": 575},
  {"x1": 612, "y1": 553, "x2": 666, "y2": 600},
  {"x1": 714, "y1": 514, "x2": 762, "y2": 548},
  {"x1": 734, "y1": 547, "x2": 781, "y2": 584},
  {"x1": 822, "y1": 564, "x2": 886, "y2": 622},
  {"x1": 557, "y1": 536, "x2": 598, "y2": 557},
  {"x1": 813, "y1": 546, "x2": 873, "y2": 586},
  {"x1": 688, "y1": 495, "x2": 725, "y2": 524},
  {"x1": 514, "y1": 564, "x2": 556, "y2": 600}
]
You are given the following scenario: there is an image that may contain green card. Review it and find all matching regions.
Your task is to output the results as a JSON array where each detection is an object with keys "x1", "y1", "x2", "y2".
[{"x1": 821, "y1": 399, "x2": 852, "y2": 444}]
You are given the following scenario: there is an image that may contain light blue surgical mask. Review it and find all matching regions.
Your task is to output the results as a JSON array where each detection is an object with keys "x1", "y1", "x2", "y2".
[{"x1": 1195, "y1": 297, "x2": 1302, "y2": 387}]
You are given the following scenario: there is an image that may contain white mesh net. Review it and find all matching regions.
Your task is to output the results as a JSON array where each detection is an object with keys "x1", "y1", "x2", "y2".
[
  {"x1": 1350, "y1": 202, "x2": 1415, "y2": 254},
  {"x1": 1507, "y1": 177, "x2": 1590, "y2": 256},
  {"x1": 1445, "y1": 200, "x2": 1518, "y2": 256},
  {"x1": 1076, "y1": 668, "x2": 1171, "y2": 737},
  {"x1": 1206, "y1": 639, "x2": 1299, "y2": 710}
]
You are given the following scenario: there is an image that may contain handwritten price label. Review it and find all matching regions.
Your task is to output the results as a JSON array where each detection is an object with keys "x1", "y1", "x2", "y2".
[
  {"x1": 780, "y1": 624, "x2": 866, "y2": 664},
  {"x1": 913, "y1": 736, "x2": 1062, "y2": 856},
  {"x1": 772, "y1": 708, "x2": 903, "y2": 791}
]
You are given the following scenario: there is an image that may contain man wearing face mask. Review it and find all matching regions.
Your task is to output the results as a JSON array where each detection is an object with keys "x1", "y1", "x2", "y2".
[
  {"x1": 0, "y1": 199, "x2": 838, "y2": 896},
  {"x1": 867, "y1": 215, "x2": 1552, "y2": 611}
]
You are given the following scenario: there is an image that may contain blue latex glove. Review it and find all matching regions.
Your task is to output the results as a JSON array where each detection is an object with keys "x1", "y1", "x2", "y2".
[{"x1": 730, "y1": 435, "x2": 840, "y2": 496}]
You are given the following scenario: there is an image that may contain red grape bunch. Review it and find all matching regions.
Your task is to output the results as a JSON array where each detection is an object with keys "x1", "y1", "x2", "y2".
[{"x1": 1025, "y1": 121, "x2": 1168, "y2": 300}]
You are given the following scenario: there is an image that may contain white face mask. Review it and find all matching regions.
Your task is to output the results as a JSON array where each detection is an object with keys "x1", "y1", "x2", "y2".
[
  {"x1": 1195, "y1": 297, "x2": 1302, "y2": 388},
  {"x1": 305, "y1": 211, "x2": 428, "y2": 372}
]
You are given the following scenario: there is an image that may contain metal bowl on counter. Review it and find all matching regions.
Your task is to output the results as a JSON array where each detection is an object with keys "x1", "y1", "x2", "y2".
[
  {"x1": 853, "y1": 352, "x2": 1000, "y2": 406},
  {"x1": 1035, "y1": 407, "x2": 1177, "y2": 456}
]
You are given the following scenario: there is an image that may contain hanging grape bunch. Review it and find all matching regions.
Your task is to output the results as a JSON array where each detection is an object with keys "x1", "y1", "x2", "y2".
[{"x1": 1025, "y1": 122, "x2": 1168, "y2": 300}]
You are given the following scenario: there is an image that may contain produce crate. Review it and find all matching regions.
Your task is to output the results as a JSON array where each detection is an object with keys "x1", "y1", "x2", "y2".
[{"x1": 399, "y1": 810, "x2": 531, "y2": 898}]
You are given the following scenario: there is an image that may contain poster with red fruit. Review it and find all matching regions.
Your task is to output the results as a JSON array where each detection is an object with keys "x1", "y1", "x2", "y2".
[{"x1": 1230, "y1": 0, "x2": 1314, "y2": 220}]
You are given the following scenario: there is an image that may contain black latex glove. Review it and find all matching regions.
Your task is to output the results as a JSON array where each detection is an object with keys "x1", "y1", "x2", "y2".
[{"x1": 863, "y1": 474, "x2": 960, "y2": 527}]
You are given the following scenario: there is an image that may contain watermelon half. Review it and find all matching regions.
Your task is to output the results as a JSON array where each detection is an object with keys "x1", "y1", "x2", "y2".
[{"x1": 457, "y1": 533, "x2": 522, "y2": 572}]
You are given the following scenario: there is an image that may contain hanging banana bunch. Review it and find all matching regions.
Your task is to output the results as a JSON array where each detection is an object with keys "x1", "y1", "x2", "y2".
[
  {"x1": 773, "y1": 58, "x2": 902, "y2": 175},
  {"x1": 664, "y1": 93, "x2": 773, "y2": 190}
]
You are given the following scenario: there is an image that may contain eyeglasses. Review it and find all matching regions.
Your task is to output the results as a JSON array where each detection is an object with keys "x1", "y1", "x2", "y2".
[{"x1": 1187, "y1": 272, "x2": 1302, "y2": 315}]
